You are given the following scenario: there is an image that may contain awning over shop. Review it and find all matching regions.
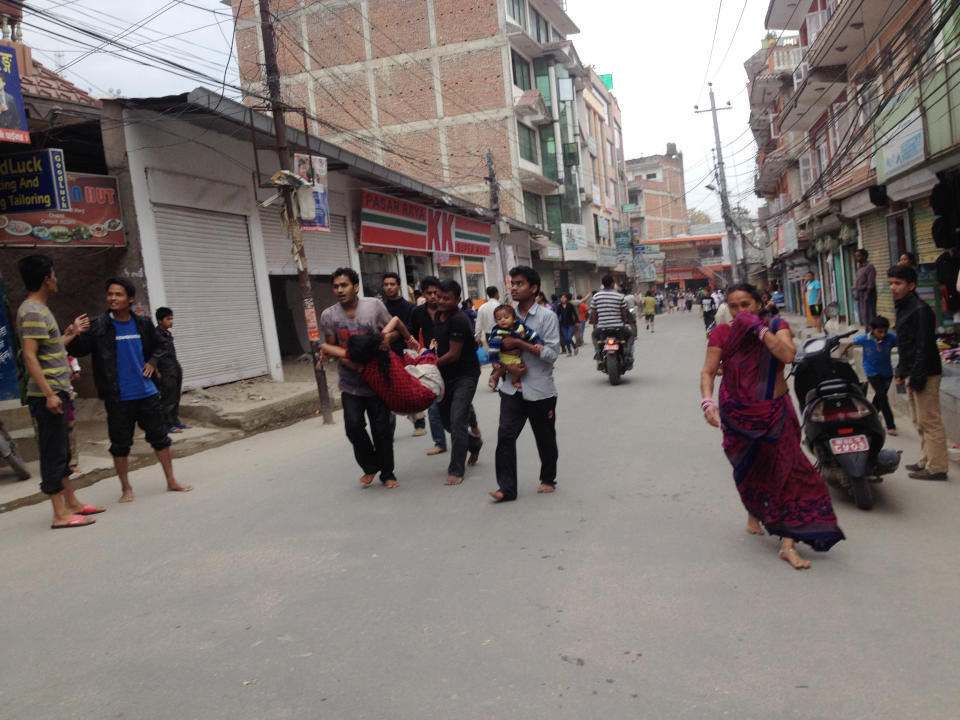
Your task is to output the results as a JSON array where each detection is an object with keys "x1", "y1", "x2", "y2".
[{"x1": 360, "y1": 189, "x2": 491, "y2": 257}]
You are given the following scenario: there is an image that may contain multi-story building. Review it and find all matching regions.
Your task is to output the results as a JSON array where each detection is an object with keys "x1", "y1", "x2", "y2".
[
  {"x1": 750, "y1": 1, "x2": 960, "y2": 321},
  {"x1": 233, "y1": 0, "x2": 628, "y2": 298},
  {"x1": 625, "y1": 146, "x2": 689, "y2": 241}
]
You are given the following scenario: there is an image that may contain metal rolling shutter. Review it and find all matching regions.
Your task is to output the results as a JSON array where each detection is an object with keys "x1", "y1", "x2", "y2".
[
  {"x1": 153, "y1": 205, "x2": 269, "y2": 387},
  {"x1": 260, "y1": 208, "x2": 350, "y2": 275},
  {"x1": 912, "y1": 199, "x2": 936, "y2": 263},
  {"x1": 859, "y1": 210, "x2": 894, "y2": 319}
]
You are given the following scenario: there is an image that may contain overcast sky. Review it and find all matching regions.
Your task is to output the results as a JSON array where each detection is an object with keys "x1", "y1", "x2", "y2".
[{"x1": 26, "y1": 0, "x2": 772, "y2": 221}]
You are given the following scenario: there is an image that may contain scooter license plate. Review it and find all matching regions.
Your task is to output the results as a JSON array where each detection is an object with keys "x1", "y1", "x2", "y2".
[
  {"x1": 604, "y1": 344, "x2": 619, "y2": 353},
  {"x1": 829, "y1": 435, "x2": 869, "y2": 454}
]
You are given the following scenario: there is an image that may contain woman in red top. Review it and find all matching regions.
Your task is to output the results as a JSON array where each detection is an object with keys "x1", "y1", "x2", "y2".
[
  {"x1": 699, "y1": 283, "x2": 844, "y2": 569},
  {"x1": 576, "y1": 294, "x2": 589, "y2": 346}
]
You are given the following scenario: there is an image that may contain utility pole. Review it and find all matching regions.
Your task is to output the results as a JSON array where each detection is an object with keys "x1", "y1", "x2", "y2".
[
  {"x1": 486, "y1": 149, "x2": 508, "y2": 295},
  {"x1": 696, "y1": 83, "x2": 741, "y2": 284},
  {"x1": 258, "y1": 0, "x2": 334, "y2": 423}
]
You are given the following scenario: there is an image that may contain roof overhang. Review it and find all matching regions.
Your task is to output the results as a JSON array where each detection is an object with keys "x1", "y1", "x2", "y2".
[
  {"x1": 779, "y1": 66, "x2": 847, "y2": 133},
  {"x1": 808, "y1": 0, "x2": 904, "y2": 70},
  {"x1": 113, "y1": 87, "x2": 498, "y2": 224},
  {"x1": 765, "y1": 0, "x2": 806, "y2": 31}
]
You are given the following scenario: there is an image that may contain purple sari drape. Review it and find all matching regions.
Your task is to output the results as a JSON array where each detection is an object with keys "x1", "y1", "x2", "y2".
[{"x1": 711, "y1": 314, "x2": 844, "y2": 551}]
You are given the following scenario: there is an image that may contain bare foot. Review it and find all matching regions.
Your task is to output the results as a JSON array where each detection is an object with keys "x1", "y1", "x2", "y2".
[
  {"x1": 537, "y1": 483, "x2": 555, "y2": 494},
  {"x1": 119, "y1": 492, "x2": 134, "y2": 503},
  {"x1": 779, "y1": 543, "x2": 811, "y2": 570},
  {"x1": 168, "y1": 483, "x2": 193, "y2": 493},
  {"x1": 887, "y1": 428, "x2": 897, "y2": 436},
  {"x1": 383, "y1": 478, "x2": 399, "y2": 489},
  {"x1": 359, "y1": 473, "x2": 376, "y2": 486},
  {"x1": 489, "y1": 490, "x2": 505, "y2": 501},
  {"x1": 445, "y1": 475, "x2": 463, "y2": 486},
  {"x1": 426, "y1": 446, "x2": 445, "y2": 456},
  {"x1": 746, "y1": 515, "x2": 764, "y2": 535}
]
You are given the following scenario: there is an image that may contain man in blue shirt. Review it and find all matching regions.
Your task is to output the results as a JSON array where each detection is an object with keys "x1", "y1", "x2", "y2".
[
  {"x1": 843, "y1": 315, "x2": 897, "y2": 434},
  {"x1": 68, "y1": 278, "x2": 192, "y2": 502},
  {"x1": 489, "y1": 266, "x2": 561, "y2": 503},
  {"x1": 805, "y1": 271, "x2": 823, "y2": 333}
]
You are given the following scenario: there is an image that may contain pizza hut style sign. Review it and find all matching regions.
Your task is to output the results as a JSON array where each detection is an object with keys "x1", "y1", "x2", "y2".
[{"x1": 359, "y1": 189, "x2": 491, "y2": 256}]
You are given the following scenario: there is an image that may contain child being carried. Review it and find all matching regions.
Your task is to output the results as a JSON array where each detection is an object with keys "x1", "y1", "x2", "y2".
[{"x1": 487, "y1": 304, "x2": 543, "y2": 390}]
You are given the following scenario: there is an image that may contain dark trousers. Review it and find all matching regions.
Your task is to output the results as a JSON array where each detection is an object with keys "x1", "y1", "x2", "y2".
[
  {"x1": 158, "y1": 371, "x2": 182, "y2": 427},
  {"x1": 494, "y1": 391, "x2": 558, "y2": 501},
  {"x1": 105, "y1": 394, "x2": 171, "y2": 457},
  {"x1": 857, "y1": 289, "x2": 877, "y2": 329},
  {"x1": 868, "y1": 375, "x2": 896, "y2": 430},
  {"x1": 341, "y1": 392, "x2": 395, "y2": 481},
  {"x1": 29, "y1": 392, "x2": 71, "y2": 495},
  {"x1": 438, "y1": 375, "x2": 481, "y2": 476}
]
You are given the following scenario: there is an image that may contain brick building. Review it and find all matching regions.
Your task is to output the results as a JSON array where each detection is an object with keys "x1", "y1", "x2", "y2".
[
  {"x1": 232, "y1": 0, "x2": 628, "y2": 297},
  {"x1": 625, "y1": 145, "x2": 689, "y2": 241}
]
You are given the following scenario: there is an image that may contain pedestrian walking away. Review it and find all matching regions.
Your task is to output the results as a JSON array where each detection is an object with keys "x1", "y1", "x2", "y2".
[
  {"x1": 319, "y1": 267, "x2": 398, "y2": 488},
  {"x1": 642, "y1": 290, "x2": 657, "y2": 332},
  {"x1": 841, "y1": 316, "x2": 898, "y2": 435},
  {"x1": 699, "y1": 283, "x2": 844, "y2": 569},
  {"x1": 381, "y1": 272, "x2": 426, "y2": 436},
  {"x1": 68, "y1": 277, "x2": 191, "y2": 503},
  {"x1": 700, "y1": 291, "x2": 717, "y2": 333},
  {"x1": 491, "y1": 266, "x2": 561, "y2": 503},
  {"x1": 15, "y1": 255, "x2": 104, "y2": 528},
  {"x1": 433, "y1": 279, "x2": 483, "y2": 486},
  {"x1": 854, "y1": 248, "x2": 877, "y2": 329},
  {"x1": 154, "y1": 307, "x2": 187, "y2": 434},
  {"x1": 557, "y1": 293, "x2": 578, "y2": 356},
  {"x1": 889, "y1": 265, "x2": 949, "y2": 480}
]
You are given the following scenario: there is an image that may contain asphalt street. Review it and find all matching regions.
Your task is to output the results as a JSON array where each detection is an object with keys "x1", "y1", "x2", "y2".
[{"x1": 1, "y1": 312, "x2": 957, "y2": 719}]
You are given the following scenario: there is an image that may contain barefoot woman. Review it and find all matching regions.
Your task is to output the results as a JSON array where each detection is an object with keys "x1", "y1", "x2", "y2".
[{"x1": 699, "y1": 284, "x2": 844, "y2": 569}]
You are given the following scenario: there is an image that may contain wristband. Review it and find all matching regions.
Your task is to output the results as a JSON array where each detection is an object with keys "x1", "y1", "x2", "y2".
[
  {"x1": 700, "y1": 398, "x2": 717, "y2": 411},
  {"x1": 758, "y1": 326, "x2": 769, "y2": 343}
]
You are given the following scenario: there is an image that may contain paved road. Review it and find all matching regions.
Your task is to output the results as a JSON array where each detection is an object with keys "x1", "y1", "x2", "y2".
[{"x1": 1, "y1": 312, "x2": 957, "y2": 719}]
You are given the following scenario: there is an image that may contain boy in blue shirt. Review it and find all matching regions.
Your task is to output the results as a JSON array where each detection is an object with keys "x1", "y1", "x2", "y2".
[{"x1": 843, "y1": 315, "x2": 897, "y2": 435}]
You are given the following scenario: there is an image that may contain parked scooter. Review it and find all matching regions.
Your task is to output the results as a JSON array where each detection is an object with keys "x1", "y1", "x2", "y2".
[
  {"x1": 596, "y1": 327, "x2": 632, "y2": 386},
  {"x1": 792, "y1": 329, "x2": 900, "y2": 509},
  {"x1": 0, "y1": 421, "x2": 30, "y2": 481}
]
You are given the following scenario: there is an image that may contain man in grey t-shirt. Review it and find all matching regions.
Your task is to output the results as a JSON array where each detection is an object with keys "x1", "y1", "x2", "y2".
[{"x1": 318, "y1": 267, "x2": 397, "y2": 488}]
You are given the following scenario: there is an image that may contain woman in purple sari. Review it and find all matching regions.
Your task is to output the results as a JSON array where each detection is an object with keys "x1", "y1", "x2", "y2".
[{"x1": 700, "y1": 284, "x2": 844, "y2": 569}]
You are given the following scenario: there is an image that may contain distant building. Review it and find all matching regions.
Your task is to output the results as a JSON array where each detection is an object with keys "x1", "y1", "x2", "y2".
[{"x1": 625, "y1": 145, "x2": 689, "y2": 241}]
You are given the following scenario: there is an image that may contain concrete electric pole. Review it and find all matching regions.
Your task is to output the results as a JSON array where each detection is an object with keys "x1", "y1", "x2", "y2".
[
  {"x1": 695, "y1": 83, "x2": 741, "y2": 284},
  {"x1": 258, "y1": 0, "x2": 334, "y2": 423},
  {"x1": 486, "y1": 149, "x2": 509, "y2": 295}
]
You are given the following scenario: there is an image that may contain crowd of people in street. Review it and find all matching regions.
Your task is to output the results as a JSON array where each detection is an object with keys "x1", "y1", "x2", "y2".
[{"x1": 14, "y1": 251, "x2": 952, "y2": 575}]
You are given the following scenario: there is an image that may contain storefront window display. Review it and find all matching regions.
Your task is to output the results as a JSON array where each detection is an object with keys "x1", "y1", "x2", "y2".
[
  {"x1": 359, "y1": 250, "x2": 397, "y2": 298},
  {"x1": 464, "y1": 258, "x2": 486, "y2": 303},
  {"x1": 404, "y1": 252, "x2": 432, "y2": 300}
]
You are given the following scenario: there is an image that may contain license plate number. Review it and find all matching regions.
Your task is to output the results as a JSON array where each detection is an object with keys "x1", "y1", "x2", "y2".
[
  {"x1": 604, "y1": 344, "x2": 619, "y2": 352},
  {"x1": 830, "y1": 435, "x2": 869, "y2": 454}
]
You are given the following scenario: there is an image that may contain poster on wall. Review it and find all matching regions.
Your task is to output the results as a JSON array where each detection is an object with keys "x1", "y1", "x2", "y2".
[
  {"x1": 0, "y1": 278, "x2": 19, "y2": 401},
  {"x1": 0, "y1": 172, "x2": 124, "y2": 246},
  {"x1": 294, "y1": 153, "x2": 330, "y2": 232},
  {"x1": 0, "y1": 45, "x2": 29, "y2": 144},
  {"x1": 360, "y1": 189, "x2": 491, "y2": 256},
  {"x1": 561, "y1": 223, "x2": 596, "y2": 262}
]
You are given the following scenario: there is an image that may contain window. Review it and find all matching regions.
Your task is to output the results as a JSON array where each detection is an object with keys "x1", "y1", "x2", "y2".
[
  {"x1": 530, "y1": 6, "x2": 550, "y2": 43},
  {"x1": 518, "y1": 123, "x2": 538, "y2": 163},
  {"x1": 887, "y1": 211, "x2": 914, "y2": 262},
  {"x1": 506, "y1": 0, "x2": 526, "y2": 29},
  {"x1": 646, "y1": 172, "x2": 657, "y2": 180},
  {"x1": 511, "y1": 51, "x2": 531, "y2": 90},
  {"x1": 523, "y1": 191, "x2": 544, "y2": 226}
]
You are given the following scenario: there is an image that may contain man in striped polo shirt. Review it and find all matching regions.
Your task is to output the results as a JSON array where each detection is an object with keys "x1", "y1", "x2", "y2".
[
  {"x1": 590, "y1": 275, "x2": 634, "y2": 361},
  {"x1": 16, "y1": 255, "x2": 103, "y2": 529}
]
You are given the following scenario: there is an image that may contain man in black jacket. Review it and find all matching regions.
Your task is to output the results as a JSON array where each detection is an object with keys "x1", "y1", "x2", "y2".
[
  {"x1": 888, "y1": 265, "x2": 948, "y2": 480},
  {"x1": 68, "y1": 278, "x2": 192, "y2": 501},
  {"x1": 155, "y1": 306, "x2": 186, "y2": 433}
]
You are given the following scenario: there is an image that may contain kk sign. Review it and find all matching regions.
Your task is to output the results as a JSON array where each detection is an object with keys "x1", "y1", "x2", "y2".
[
  {"x1": 0, "y1": 149, "x2": 70, "y2": 214},
  {"x1": 360, "y1": 190, "x2": 491, "y2": 256}
]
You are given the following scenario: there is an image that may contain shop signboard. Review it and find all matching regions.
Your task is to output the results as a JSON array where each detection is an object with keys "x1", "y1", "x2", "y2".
[
  {"x1": 360, "y1": 189, "x2": 490, "y2": 256},
  {"x1": 294, "y1": 153, "x2": 330, "y2": 232},
  {"x1": 0, "y1": 149, "x2": 70, "y2": 215},
  {"x1": 0, "y1": 277, "x2": 18, "y2": 401},
  {"x1": 597, "y1": 245, "x2": 618, "y2": 267},
  {"x1": 0, "y1": 172, "x2": 124, "y2": 246},
  {"x1": 0, "y1": 45, "x2": 29, "y2": 145},
  {"x1": 561, "y1": 223, "x2": 596, "y2": 262},
  {"x1": 878, "y1": 107, "x2": 925, "y2": 181},
  {"x1": 637, "y1": 243, "x2": 660, "y2": 254},
  {"x1": 614, "y1": 230, "x2": 632, "y2": 262}
]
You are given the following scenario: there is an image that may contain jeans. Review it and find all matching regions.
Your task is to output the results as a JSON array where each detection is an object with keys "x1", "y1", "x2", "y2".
[
  {"x1": 341, "y1": 392, "x2": 395, "y2": 481},
  {"x1": 579, "y1": 321, "x2": 586, "y2": 345},
  {"x1": 438, "y1": 375, "x2": 482, "y2": 476},
  {"x1": 867, "y1": 375, "x2": 895, "y2": 430},
  {"x1": 494, "y1": 391, "x2": 558, "y2": 501},
  {"x1": 428, "y1": 400, "x2": 446, "y2": 450},
  {"x1": 560, "y1": 324, "x2": 576, "y2": 353}
]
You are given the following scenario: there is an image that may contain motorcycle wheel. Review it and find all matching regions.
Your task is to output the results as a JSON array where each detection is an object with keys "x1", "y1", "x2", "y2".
[
  {"x1": 606, "y1": 354, "x2": 621, "y2": 386},
  {"x1": 851, "y1": 476, "x2": 874, "y2": 510},
  {"x1": 4, "y1": 452, "x2": 31, "y2": 481}
]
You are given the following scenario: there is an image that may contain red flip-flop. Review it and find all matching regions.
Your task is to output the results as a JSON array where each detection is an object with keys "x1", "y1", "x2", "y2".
[
  {"x1": 51, "y1": 514, "x2": 96, "y2": 529},
  {"x1": 78, "y1": 504, "x2": 106, "y2": 516}
]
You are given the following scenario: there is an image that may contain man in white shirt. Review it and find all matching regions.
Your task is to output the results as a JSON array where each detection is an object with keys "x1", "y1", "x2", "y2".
[{"x1": 474, "y1": 285, "x2": 500, "y2": 351}]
